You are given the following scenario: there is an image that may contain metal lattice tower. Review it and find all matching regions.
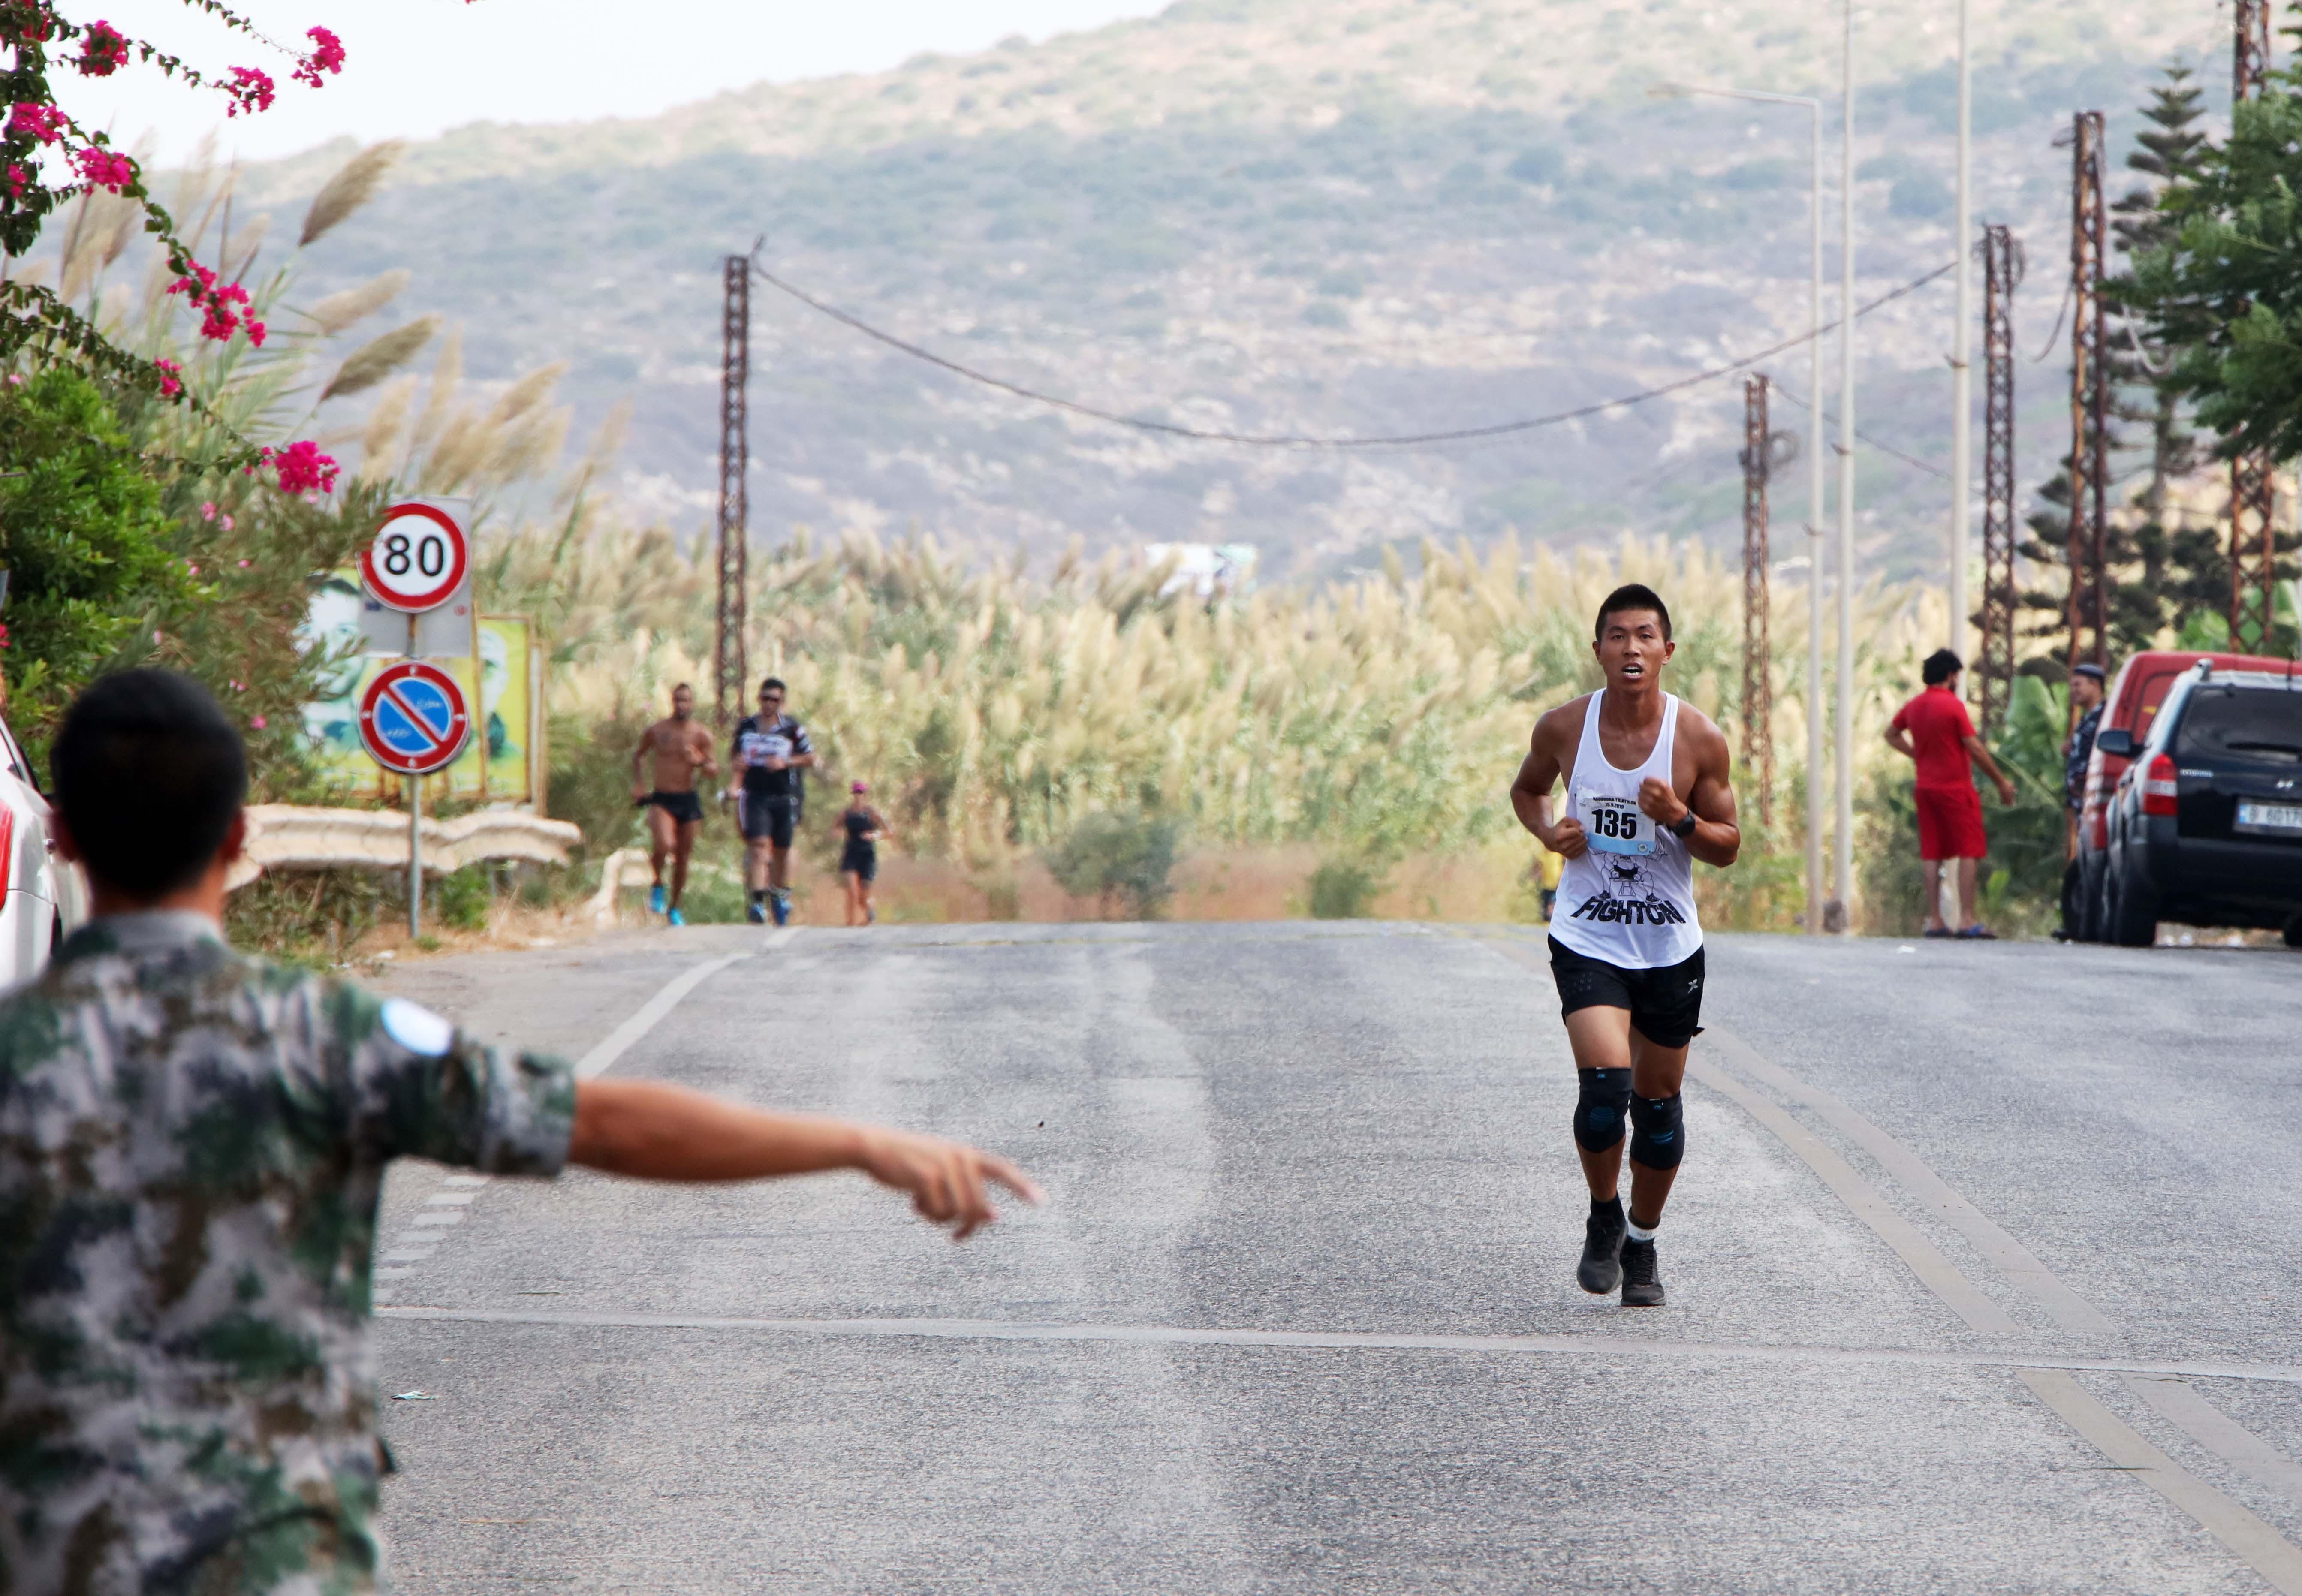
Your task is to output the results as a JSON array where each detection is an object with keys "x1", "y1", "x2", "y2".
[
  {"x1": 2231, "y1": 2, "x2": 2278, "y2": 653},
  {"x1": 2231, "y1": 455, "x2": 2276, "y2": 652},
  {"x1": 2066, "y1": 111, "x2": 2110, "y2": 679},
  {"x1": 715, "y1": 256, "x2": 751, "y2": 729},
  {"x1": 2237, "y1": 0, "x2": 2273, "y2": 99},
  {"x1": 1739, "y1": 374, "x2": 1773, "y2": 830},
  {"x1": 1979, "y1": 225, "x2": 2020, "y2": 733}
]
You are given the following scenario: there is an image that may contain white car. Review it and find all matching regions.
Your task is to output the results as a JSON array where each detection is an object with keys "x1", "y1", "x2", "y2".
[{"x1": 0, "y1": 706, "x2": 87, "y2": 987}]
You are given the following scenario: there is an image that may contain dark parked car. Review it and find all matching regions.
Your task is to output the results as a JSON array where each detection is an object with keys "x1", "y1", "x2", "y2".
[
  {"x1": 2095, "y1": 660, "x2": 2302, "y2": 946},
  {"x1": 2070, "y1": 648, "x2": 2293, "y2": 940}
]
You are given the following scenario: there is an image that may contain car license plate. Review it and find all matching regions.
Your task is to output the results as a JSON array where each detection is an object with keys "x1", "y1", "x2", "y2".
[{"x1": 2236, "y1": 800, "x2": 2302, "y2": 834}]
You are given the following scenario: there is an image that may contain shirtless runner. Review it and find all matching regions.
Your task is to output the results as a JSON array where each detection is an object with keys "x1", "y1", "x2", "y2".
[
  {"x1": 631, "y1": 683, "x2": 718, "y2": 926},
  {"x1": 1508, "y1": 583, "x2": 1740, "y2": 1307}
]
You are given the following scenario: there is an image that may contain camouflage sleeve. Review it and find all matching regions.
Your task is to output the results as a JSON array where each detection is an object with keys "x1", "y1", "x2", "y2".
[{"x1": 325, "y1": 981, "x2": 576, "y2": 1174}]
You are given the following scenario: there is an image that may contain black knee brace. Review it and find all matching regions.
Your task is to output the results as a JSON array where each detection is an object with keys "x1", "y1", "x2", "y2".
[
  {"x1": 1628, "y1": 1092, "x2": 1685, "y2": 1169},
  {"x1": 1573, "y1": 1067, "x2": 1633, "y2": 1152}
]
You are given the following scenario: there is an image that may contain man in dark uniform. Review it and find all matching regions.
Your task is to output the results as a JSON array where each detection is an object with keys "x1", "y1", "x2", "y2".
[
  {"x1": 0, "y1": 671, "x2": 1038, "y2": 1594},
  {"x1": 728, "y1": 676, "x2": 814, "y2": 926},
  {"x1": 2058, "y1": 661, "x2": 2109, "y2": 940}
]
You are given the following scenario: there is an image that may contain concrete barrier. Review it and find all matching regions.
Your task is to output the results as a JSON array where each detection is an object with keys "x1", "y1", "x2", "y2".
[{"x1": 226, "y1": 804, "x2": 584, "y2": 891}]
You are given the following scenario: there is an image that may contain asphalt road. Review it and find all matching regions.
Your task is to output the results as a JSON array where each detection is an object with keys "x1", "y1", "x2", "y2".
[{"x1": 364, "y1": 922, "x2": 2302, "y2": 1593}]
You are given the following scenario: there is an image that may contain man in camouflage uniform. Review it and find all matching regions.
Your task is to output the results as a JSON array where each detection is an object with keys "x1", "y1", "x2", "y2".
[{"x1": 0, "y1": 670, "x2": 1038, "y2": 1596}]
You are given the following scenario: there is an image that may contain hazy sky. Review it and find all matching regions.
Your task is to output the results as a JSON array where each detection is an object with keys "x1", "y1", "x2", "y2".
[{"x1": 60, "y1": 0, "x2": 1163, "y2": 163}]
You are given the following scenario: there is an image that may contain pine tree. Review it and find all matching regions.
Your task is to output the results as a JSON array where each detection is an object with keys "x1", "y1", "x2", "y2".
[
  {"x1": 2108, "y1": 67, "x2": 2227, "y2": 645},
  {"x1": 2030, "y1": 67, "x2": 2230, "y2": 660}
]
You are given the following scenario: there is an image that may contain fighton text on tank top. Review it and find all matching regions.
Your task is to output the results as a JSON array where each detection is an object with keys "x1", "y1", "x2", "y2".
[{"x1": 1549, "y1": 690, "x2": 1704, "y2": 970}]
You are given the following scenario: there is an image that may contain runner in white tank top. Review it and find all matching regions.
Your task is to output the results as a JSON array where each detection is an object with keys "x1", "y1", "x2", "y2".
[
  {"x1": 1509, "y1": 585, "x2": 1742, "y2": 1308},
  {"x1": 1550, "y1": 689, "x2": 1703, "y2": 969}
]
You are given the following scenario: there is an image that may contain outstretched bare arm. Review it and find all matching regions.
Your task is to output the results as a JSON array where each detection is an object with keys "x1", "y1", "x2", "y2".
[{"x1": 569, "y1": 1079, "x2": 1042, "y2": 1241}]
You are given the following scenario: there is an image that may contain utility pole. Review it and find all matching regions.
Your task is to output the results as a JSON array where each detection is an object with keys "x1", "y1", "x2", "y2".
[
  {"x1": 1829, "y1": 0, "x2": 1856, "y2": 934},
  {"x1": 1978, "y1": 225, "x2": 2021, "y2": 734},
  {"x1": 715, "y1": 255, "x2": 751, "y2": 729},
  {"x1": 1949, "y1": 0, "x2": 1973, "y2": 675},
  {"x1": 2066, "y1": 111, "x2": 2110, "y2": 680},
  {"x1": 2231, "y1": 1, "x2": 2277, "y2": 653},
  {"x1": 1741, "y1": 375, "x2": 1775, "y2": 831}
]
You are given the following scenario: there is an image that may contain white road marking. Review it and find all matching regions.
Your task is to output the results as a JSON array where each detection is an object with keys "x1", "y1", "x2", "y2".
[
  {"x1": 574, "y1": 943, "x2": 778, "y2": 1079},
  {"x1": 375, "y1": 933, "x2": 799, "y2": 1306},
  {"x1": 1702, "y1": 1021, "x2": 2302, "y2": 1514},
  {"x1": 371, "y1": 1306, "x2": 2302, "y2": 1387}
]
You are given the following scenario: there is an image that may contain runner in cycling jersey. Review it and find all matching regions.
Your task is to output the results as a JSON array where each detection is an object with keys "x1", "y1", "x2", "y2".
[
  {"x1": 729, "y1": 678, "x2": 814, "y2": 926},
  {"x1": 1508, "y1": 584, "x2": 1741, "y2": 1307}
]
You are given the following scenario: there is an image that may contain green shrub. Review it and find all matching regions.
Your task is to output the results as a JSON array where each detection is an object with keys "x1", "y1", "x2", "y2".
[
  {"x1": 1308, "y1": 857, "x2": 1385, "y2": 918},
  {"x1": 1043, "y1": 811, "x2": 1178, "y2": 919},
  {"x1": 435, "y1": 866, "x2": 493, "y2": 932},
  {"x1": 0, "y1": 368, "x2": 197, "y2": 756}
]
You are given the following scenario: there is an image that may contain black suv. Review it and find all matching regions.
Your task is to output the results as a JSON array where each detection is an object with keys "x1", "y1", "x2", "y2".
[{"x1": 2095, "y1": 662, "x2": 2302, "y2": 946}]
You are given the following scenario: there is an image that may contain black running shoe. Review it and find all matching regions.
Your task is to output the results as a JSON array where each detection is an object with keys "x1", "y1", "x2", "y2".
[
  {"x1": 1619, "y1": 1238, "x2": 1665, "y2": 1307},
  {"x1": 1577, "y1": 1202, "x2": 1627, "y2": 1294}
]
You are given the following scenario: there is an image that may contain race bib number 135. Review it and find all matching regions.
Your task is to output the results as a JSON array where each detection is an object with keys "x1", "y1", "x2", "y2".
[{"x1": 1582, "y1": 795, "x2": 1654, "y2": 856}]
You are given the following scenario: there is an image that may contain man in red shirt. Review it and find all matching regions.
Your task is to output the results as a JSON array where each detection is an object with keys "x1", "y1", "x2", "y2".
[{"x1": 1886, "y1": 648, "x2": 2017, "y2": 938}]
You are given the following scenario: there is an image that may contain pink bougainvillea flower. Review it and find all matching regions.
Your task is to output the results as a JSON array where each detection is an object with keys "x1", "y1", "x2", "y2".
[
  {"x1": 292, "y1": 26, "x2": 345, "y2": 89},
  {"x1": 0, "y1": 623, "x2": 12, "y2": 650},
  {"x1": 6, "y1": 103, "x2": 68, "y2": 145},
  {"x1": 72, "y1": 145, "x2": 134, "y2": 193},
  {"x1": 262, "y1": 440, "x2": 340, "y2": 496},
  {"x1": 200, "y1": 501, "x2": 217, "y2": 522},
  {"x1": 223, "y1": 66, "x2": 276, "y2": 117},
  {"x1": 250, "y1": 715, "x2": 266, "y2": 729},
  {"x1": 155, "y1": 358, "x2": 183, "y2": 398},
  {"x1": 76, "y1": 19, "x2": 130, "y2": 76},
  {"x1": 221, "y1": 514, "x2": 235, "y2": 530},
  {"x1": 5, "y1": 164, "x2": 27, "y2": 202},
  {"x1": 170, "y1": 265, "x2": 262, "y2": 345}
]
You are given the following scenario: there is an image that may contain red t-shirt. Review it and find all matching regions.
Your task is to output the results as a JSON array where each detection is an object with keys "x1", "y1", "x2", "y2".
[{"x1": 1890, "y1": 685, "x2": 1977, "y2": 789}]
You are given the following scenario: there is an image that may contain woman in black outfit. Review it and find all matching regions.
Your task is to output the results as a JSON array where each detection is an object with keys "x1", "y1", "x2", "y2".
[{"x1": 836, "y1": 781, "x2": 892, "y2": 926}]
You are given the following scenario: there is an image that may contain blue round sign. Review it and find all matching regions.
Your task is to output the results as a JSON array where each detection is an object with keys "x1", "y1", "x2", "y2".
[{"x1": 358, "y1": 661, "x2": 470, "y2": 776}]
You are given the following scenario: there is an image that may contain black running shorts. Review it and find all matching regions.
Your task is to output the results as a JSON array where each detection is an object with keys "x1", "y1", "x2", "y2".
[
  {"x1": 643, "y1": 790, "x2": 705, "y2": 826},
  {"x1": 839, "y1": 842, "x2": 878, "y2": 883},
  {"x1": 1548, "y1": 937, "x2": 1706, "y2": 1050},
  {"x1": 741, "y1": 793, "x2": 799, "y2": 847}
]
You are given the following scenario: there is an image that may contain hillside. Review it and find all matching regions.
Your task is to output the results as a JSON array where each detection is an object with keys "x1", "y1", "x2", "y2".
[{"x1": 232, "y1": 0, "x2": 2227, "y2": 579}]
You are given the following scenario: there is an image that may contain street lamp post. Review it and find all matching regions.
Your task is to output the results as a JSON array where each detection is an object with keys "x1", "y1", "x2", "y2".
[
  {"x1": 1832, "y1": 0, "x2": 1858, "y2": 933},
  {"x1": 1649, "y1": 81, "x2": 1826, "y2": 934},
  {"x1": 1949, "y1": 0, "x2": 1972, "y2": 671}
]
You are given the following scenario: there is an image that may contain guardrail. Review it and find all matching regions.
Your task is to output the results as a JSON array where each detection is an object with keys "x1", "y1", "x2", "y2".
[{"x1": 226, "y1": 804, "x2": 583, "y2": 890}]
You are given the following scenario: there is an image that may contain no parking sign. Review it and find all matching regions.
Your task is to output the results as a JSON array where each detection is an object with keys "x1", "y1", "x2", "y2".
[{"x1": 358, "y1": 660, "x2": 470, "y2": 777}]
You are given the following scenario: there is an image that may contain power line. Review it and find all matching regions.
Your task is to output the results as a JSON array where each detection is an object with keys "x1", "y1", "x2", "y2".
[
  {"x1": 749, "y1": 258, "x2": 1956, "y2": 451},
  {"x1": 1768, "y1": 379, "x2": 1952, "y2": 479}
]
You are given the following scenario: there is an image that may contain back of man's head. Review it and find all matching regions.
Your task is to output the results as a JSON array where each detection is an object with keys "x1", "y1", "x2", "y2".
[
  {"x1": 53, "y1": 669, "x2": 247, "y2": 900},
  {"x1": 1922, "y1": 648, "x2": 1963, "y2": 687}
]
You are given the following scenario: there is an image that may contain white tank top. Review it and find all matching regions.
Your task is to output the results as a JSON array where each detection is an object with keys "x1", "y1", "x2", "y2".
[{"x1": 1549, "y1": 690, "x2": 1703, "y2": 969}]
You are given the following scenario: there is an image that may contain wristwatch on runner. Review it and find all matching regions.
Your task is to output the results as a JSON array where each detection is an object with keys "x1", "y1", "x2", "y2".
[{"x1": 1670, "y1": 810, "x2": 1698, "y2": 839}]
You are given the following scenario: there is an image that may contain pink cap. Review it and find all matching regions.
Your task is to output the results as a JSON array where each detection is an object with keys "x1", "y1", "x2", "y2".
[{"x1": 851, "y1": 780, "x2": 868, "y2": 793}]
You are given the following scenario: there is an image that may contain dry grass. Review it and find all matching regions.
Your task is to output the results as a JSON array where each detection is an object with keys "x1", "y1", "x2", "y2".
[
  {"x1": 299, "y1": 141, "x2": 405, "y2": 247},
  {"x1": 320, "y1": 315, "x2": 440, "y2": 401}
]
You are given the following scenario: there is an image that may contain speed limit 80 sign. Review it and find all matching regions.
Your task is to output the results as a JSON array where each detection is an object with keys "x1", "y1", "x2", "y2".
[{"x1": 361, "y1": 501, "x2": 470, "y2": 613}]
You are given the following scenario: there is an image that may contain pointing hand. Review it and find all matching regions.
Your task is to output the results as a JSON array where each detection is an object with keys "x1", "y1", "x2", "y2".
[{"x1": 855, "y1": 1127, "x2": 1044, "y2": 1241}]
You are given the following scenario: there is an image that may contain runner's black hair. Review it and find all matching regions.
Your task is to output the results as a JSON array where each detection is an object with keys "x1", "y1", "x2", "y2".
[
  {"x1": 759, "y1": 677, "x2": 787, "y2": 696},
  {"x1": 1594, "y1": 583, "x2": 1672, "y2": 643},
  {"x1": 1922, "y1": 648, "x2": 1963, "y2": 686},
  {"x1": 51, "y1": 669, "x2": 247, "y2": 899}
]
